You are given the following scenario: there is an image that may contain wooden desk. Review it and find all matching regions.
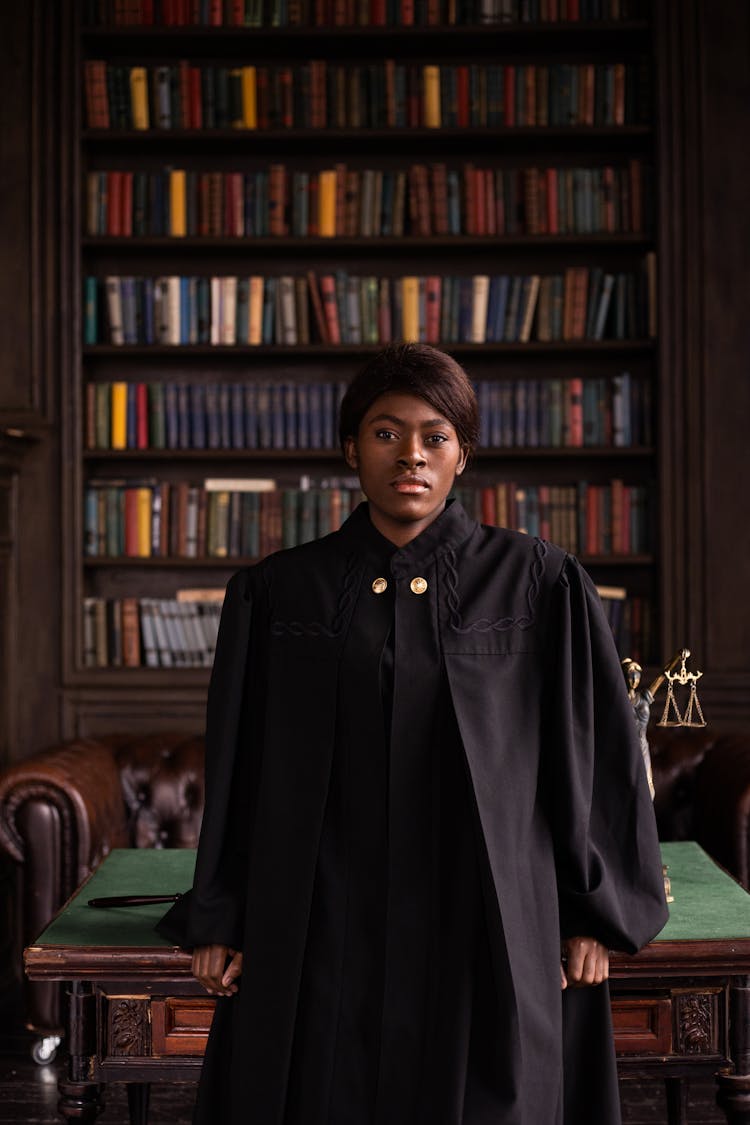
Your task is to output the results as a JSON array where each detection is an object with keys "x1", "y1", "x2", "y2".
[{"x1": 25, "y1": 843, "x2": 750, "y2": 1125}]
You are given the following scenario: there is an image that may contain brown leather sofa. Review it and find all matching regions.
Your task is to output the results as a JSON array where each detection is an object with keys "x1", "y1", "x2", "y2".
[{"x1": 1, "y1": 725, "x2": 750, "y2": 1052}]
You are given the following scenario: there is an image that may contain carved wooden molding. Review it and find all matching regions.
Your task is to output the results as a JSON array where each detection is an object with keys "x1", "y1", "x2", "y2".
[
  {"x1": 107, "y1": 997, "x2": 151, "y2": 1057},
  {"x1": 675, "y1": 991, "x2": 719, "y2": 1054}
]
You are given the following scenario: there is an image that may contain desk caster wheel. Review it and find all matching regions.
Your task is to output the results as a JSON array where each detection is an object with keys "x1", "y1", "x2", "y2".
[{"x1": 31, "y1": 1035, "x2": 61, "y2": 1065}]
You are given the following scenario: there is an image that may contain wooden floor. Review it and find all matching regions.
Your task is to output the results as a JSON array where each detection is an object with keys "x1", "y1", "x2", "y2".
[{"x1": 0, "y1": 992, "x2": 725, "y2": 1124}]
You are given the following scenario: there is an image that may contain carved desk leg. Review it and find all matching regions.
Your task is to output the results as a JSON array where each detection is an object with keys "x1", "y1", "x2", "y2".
[
  {"x1": 58, "y1": 983, "x2": 104, "y2": 1122},
  {"x1": 717, "y1": 975, "x2": 750, "y2": 1124}
]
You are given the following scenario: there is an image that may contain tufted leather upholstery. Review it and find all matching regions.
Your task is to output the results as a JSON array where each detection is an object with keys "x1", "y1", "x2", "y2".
[{"x1": 1, "y1": 724, "x2": 749, "y2": 1036}]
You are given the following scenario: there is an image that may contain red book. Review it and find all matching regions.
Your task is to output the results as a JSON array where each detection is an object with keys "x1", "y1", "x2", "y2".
[
  {"x1": 179, "y1": 60, "x2": 191, "y2": 128},
  {"x1": 585, "y1": 485, "x2": 599, "y2": 556},
  {"x1": 475, "y1": 168, "x2": 486, "y2": 236},
  {"x1": 406, "y1": 64, "x2": 420, "y2": 127},
  {"x1": 280, "y1": 68, "x2": 294, "y2": 128},
  {"x1": 494, "y1": 169, "x2": 505, "y2": 234},
  {"x1": 430, "y1": 163, "x2": 449, "y2": 236},
  {"x1": 189, "y1": 67, "x2": 202, "y2": 129},
  {"x1": 537, "y1": 172, "x2": 547, "y2": 235},
  {"x1": 567, "y1": 377, "x2": 584, "y2": 447},
  {"x1": 120, "y1": 171, "x2": 133, "y2": 237},
  {"x1": 224, "y1": 174, "x2": 235, "y2": 237},
  {"x1": 141, "y1": 0, "x2": 155, "y2": 24},
  {"x1": 208, "y1": 0, "x2": 223, "y2": 26},
  {"x1": 136, "y1": 383, "x2": 149, "y2": 449},
  {"x1": 566, "y1": 0, "x2": 579, "y2": 18},
  {"x1": 400, "y1": 0, "x2": 415, "y2": 25},
  {"x1": 378, "y1": 278, "x2": 392, "y2": 343},
  {"x1": 308, "y1": 175, "x2": 319, "y2": 236},
  {"x1": 384, "y1": 59, "x2": 396, "y2": 127},
  {"x1": 611, "y1": 478, "x2": 624, "y2": 555},
  {"x1": 230, "y1": 0, "x2": 244, "y2": 23},
  {"x1": 124, "y1": 489, "x2": 139, "y2": 557},
  {"x1": 319, "y1": 275, "x2": 341, "y2": 344},
  {"x1": 256, "y1": 68, "x2": 269, "y2": 130},
  {"x1": 107, "y1": 172, "x2": 123, "y2": 236},
  {"x1": 538, "y1": 485, "x2": 551, "y2": 540},
  {"x1": 481, "y1": 485, "x2": 497, "y2": 526},
  {"x1": 162, "y1": 0, "x2": 175, "y2": 24},
  {"x1": 546, "y1": 168, "x2": 558, "y2": 233},
  {"x1": 85, "y1": 61, "x2": 110, "y2": 129},
  {"x1": 525, "y1": 65, "x2": 536, "y2": 127},
  {"x1": 484, "y1": 169, "x2": 496, "y2": 236},
  {"x1": 371, "y1": 0, "x2": 387, "y2": 23},
  {"x1": 504, "y1": 66, "x2": 515, "y2": 127},
  {"x1": 425, "y1": 276, "x2": 441, "y2": 343},
  {"x1": 121, "y1": 598, "x2": 142, "y2": 667}
]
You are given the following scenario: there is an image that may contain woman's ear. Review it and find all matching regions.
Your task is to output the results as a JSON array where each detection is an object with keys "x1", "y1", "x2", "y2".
[
  {"x1": 343, "y1": 436, "x2": 358, "y2": 471},
  {"x1": 455, "y1": 448, "x2": 468, "y2": 476}
]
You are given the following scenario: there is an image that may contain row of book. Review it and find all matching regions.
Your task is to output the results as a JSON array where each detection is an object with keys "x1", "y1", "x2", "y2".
[
  {"x1": 86, "y1": 264, "x2": 657, "y2": 346},
  {"x1": 83, "y1": 476, "x2": 651, "y2": 559},
  {"x1": 84, "y1": 59, "x2": 648, "y2": 131},
  {"x1": 454, "y1": 479, "x2": 652, "y2": 555},
  {"x1": 82, "y1": 593, "x2": 222, "y2": 668},
  {"x1": 476, "y1": 373, "x2": 651, "y2": 449},
  {"x1": 85, "y1": 161, "x2": 650, "y2": 239},
  {"x1": 86, "y1": 0, "x2": 646, "y2": 30},
  {"x1": 83, "y1": 583, "x2": 653, "y2": 668},
  {"x1": 85, "y1": 372, "x2": 650, "y2": 452},
  {"x1": 84, "y1": 479, "x2": 364, "y2": 559}
]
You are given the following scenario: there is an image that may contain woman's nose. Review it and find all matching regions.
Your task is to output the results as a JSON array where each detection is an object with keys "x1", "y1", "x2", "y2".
[{"x1": 397, "y1": 438, "x2": 426, "y2": 467}]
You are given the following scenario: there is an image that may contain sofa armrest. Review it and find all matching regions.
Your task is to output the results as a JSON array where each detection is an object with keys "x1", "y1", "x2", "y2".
[
  {"x1": 0, "y1": 738, "x2": 130, "y2": 963},
  {"x1": 692, "y1": 735, "x2": 750, "y2": 888}
]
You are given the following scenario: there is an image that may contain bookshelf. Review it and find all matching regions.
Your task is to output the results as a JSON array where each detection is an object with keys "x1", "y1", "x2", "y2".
[{"x1": 65, "y1": 0, "x2": 659, "y2": 712}]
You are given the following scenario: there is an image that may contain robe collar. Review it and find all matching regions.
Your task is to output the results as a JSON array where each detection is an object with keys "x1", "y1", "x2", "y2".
[{"x1": 339, "y1": 498, "x2": 477, "y2": 577}]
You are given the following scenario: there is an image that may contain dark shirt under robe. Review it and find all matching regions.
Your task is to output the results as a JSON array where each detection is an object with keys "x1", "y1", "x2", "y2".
[{"x1": 283, "y1": 514, "x2": 515, "y2": 1125}]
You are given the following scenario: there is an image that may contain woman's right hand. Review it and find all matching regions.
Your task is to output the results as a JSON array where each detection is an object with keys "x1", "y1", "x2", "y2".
[{"x1": 192, "y1": 944, "x2": 243, "y2": 997}]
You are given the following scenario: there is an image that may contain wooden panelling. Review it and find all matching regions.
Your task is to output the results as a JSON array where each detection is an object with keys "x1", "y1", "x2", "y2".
[
  {"x1": 612, "y1": 997, "x2": 673, "y2": 1055},
  {"x1": 152, "y1": 997, "x2": 214, "y2": 1057}
]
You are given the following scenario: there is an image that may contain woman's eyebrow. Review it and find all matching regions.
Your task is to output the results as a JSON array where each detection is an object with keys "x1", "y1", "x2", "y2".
[{"x1": 367, "y1": 413, "x2": 449, "y2": 427}]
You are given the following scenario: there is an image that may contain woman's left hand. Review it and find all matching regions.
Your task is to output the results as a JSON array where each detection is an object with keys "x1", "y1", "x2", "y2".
[{"x1": 560, "y1": 936, "x2": 609, "y2": 989}]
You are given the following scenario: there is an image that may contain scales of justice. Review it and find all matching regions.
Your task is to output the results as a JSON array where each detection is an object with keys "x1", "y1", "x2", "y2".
[{"x1": 621, "y1": 648, "x2": 707, "y2": 904}]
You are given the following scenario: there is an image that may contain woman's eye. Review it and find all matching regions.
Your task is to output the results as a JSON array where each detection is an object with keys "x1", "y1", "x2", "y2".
[
  {"x1": 427, "y1": 433, "x2": 448, "y2": 444},
  {"x1": 375, "y1": 429, "x2": 397, "y2": 440}
]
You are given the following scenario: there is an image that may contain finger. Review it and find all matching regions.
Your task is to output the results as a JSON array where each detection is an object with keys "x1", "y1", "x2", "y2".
[
  {"x1": 560, "y1": 961, "x2": 568, "y2": 990},
  {"x1": 222, "y1": 952, "x2": 244, "y2": 990},
  {"x1": 564, "y1": 940, "x2": 586, "y2": 984}
]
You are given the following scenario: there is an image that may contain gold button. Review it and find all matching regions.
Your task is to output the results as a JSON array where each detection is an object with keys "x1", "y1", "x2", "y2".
[
  {"x1": 410, "y1": 577, "x2": 428, "y2": 595},
  {"x1": 372, "y1": 577, "x2": 388, "y2": 594}
]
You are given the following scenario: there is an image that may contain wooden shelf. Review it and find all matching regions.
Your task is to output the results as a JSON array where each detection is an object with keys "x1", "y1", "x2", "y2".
[
  {"x1": 82, "y1": 340, "x2": 656, "y2": 358},
  {"x1": 82, "y1": 551, "x2": 655, "y2": 569},
  {"x1": 82, "y1": 233, "x2": 653, "y2": 253}
]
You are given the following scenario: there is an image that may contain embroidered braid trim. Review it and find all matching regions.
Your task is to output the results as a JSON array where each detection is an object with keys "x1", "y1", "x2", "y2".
[
  {"x1": 271, "y1": 552, "x2": 359, "y2": 638},
  {"x1": 446, "y1": 538, "x2": 547, "y2": 634}
]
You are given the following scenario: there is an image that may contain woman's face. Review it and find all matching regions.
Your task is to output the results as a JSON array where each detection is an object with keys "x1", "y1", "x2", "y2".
[{"x1": 344, "y1": 391, "x2": 467, "y2": 546}]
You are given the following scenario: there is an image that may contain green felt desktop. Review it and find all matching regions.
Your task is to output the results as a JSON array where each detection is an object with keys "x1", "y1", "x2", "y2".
[{"x1": 34, "y1": 841, "x2": 750, "y2": 949}]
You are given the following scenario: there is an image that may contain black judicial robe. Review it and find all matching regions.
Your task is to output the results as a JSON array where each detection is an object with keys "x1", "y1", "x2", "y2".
[{"x1": 157, "y1": 499, "x2": 668, "y2": 1125}]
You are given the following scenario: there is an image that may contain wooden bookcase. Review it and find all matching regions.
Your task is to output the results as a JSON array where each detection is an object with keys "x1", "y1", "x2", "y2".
[{"x1": 62, "y1": 1, "x2": 660, "y2": 728}]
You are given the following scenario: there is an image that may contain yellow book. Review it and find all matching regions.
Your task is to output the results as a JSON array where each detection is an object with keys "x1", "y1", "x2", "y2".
[
  {"x1": 401, "y1": 277, "x2": 420, "y2": 342},
  {"x1": 169, "y1": 169, "x2": 187, "y2": 238},
  {"x1": 136, "y1": 487, "x2": 152, "y2": 557},
  {"x1": 318, "y1": 170, "x2": 337, "y2": 238},
  {"x1": 248, "y1": 276, "x2": 264, "y2": 345},
  {"x1": 130, "y1": 67, "x2": 149, "y2": 130},
  {"x1": 110, "y1": 382, "x2": 128, "y2": 450},
  {"x1": 423, "y1": 65, "x2": 441, "y2": 129},
  {"x1": 241, "y1": 66, "x2": 257, "y2": 129}
]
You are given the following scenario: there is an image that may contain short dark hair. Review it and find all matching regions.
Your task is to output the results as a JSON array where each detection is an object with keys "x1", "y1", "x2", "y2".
[{"x1": 338, "y1": 344, "x2": 479, "y2": 457}]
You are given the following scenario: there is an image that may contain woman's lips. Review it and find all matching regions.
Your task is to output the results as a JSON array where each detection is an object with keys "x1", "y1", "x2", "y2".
[{"x1": 391, "y1": 477, "x2": 430, "y2": 493}]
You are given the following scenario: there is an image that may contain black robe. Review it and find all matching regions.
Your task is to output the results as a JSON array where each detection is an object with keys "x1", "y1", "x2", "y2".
[{"x1": 158, "y1": 499, "x2": 668, "y2": 1125}]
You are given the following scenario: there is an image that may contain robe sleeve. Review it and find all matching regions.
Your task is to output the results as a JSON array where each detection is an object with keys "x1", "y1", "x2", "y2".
[
  {"x1": 546, "y1": 553, "x2": 669, "y2": 954},
  {"x1": 156, "y1": 568, "x2": 255, "y2": 950}
]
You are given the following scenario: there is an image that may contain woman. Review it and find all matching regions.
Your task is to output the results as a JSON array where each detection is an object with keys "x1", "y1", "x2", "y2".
[{"x1": 158, "y1": 343, "x2": 668, "y2": 1125}]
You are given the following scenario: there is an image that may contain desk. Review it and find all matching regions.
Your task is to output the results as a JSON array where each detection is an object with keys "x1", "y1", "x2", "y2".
[{"x1": 25, "y1": 843, "x2": 750, "y2": 1125}]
